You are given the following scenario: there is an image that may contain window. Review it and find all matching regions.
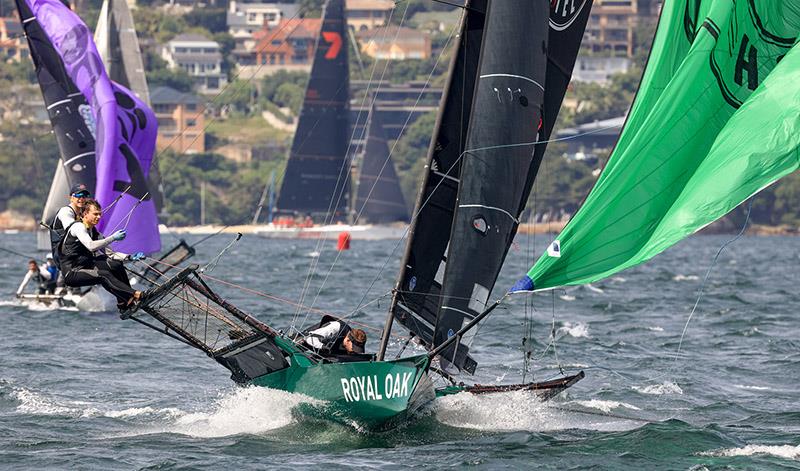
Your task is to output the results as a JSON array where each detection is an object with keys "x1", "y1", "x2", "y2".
[
  {"x1": 186, "y1": 103, "x2": 197, "y2": 112},
  {"x1": 186, "y1": 119, "x2": 197, "y2": 127}
]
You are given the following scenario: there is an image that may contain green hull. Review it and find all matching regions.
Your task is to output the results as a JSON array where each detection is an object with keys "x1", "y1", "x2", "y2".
[{"x1": 250, "y1": 352, "x2": 433, "y2": 431}]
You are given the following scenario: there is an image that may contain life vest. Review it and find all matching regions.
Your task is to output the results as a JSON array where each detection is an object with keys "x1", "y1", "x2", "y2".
[
  {"x1": 59, "y1": 222, "x2": 100, "y2": 274},
  {"x1": 50, "y1": 206, "x2": 76, "y2": 269}
]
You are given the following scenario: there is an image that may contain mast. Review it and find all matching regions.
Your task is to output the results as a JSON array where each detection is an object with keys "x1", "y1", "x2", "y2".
[{"x1": 275, "y1": 0, "x2": 350, "y2": 220}]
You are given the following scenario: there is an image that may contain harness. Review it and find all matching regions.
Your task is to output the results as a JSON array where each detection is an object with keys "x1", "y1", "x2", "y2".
[{"x1": 50, "y1": 207, "x2": 76, "y2": 269}]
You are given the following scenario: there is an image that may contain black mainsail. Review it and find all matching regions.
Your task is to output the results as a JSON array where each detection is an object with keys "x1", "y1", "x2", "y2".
[
  {"x1": 16, "y1": 0, "x2": 98, "y2": 245},
  {"x1": 381, "y1": 0, "x2": 592, "y2": 374},
  {"x1": 354, "y1": 105, "x2": 408, "y2": 223},
  {"x1": 275, "y1": 0, "x2": 350, "y2": 218}
]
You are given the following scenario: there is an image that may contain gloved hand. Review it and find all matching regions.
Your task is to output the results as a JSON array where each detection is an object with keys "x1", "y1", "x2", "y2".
[
  {"x1": 129, "y1": 252, "x2": 145, "y2": 261},
  {"x1": 111, "y1": 229, "x2": 127, "y2": 241}
]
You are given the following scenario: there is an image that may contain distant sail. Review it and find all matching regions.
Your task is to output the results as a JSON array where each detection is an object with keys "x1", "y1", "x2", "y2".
[
  {"x1": 519, "y1": 0, "x2": 800, "y2": 291},
  {"x1": 19, "y1": 0, "x2": 160, "y2": 254},
  {"x1": 354, "y1": 105, "x2": 408, "y2": 223},
  {"x1": 276, "y1": 0, "x2": 350, "y2": 218},
  {"x1": 94, "y1": 0, "x2": 150, "y2": 103}
]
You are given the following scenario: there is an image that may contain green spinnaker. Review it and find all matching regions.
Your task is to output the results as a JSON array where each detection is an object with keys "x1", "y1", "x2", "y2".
[{"x1": 524, "y1": 0, "x2": 800, "y2": 291}]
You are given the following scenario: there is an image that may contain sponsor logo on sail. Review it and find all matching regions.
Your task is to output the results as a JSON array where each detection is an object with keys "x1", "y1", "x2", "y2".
[
  {"x1": 340, "y1": 372, "x2": 414, "y2": 402},
  {"x1": 549, "y1": 0, "x2": 589, "y2": 31}
]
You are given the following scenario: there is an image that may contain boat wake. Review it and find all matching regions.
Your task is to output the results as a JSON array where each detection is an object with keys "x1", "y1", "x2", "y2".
[
  {"x1": 6, "y1": 381, "x2": 319, "y2": 438},
  {"x1": 430, "y1": 390, "x2": 642, "y2": 432}
]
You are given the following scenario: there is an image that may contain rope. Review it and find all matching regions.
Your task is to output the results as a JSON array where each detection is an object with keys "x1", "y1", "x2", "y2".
[
  {"x1": 201, "y1": 232, "x2": 242, "y2": 274},
  {"x1": 674, "y1": 198, "x2": 755, "y2": 360}
]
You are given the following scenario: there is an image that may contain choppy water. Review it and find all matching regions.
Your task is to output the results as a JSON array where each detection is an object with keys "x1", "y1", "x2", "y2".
[{"x1": 1, "y1": 231, "x2": 798, "y2": 469}]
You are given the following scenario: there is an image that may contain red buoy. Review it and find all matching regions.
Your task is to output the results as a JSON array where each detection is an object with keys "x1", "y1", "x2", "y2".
[{"x1": 337, "y1": 231, "x2": 351, "y2": 251}]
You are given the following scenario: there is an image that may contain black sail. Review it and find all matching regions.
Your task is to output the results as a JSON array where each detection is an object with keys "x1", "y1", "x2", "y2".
[
  {"x1": 385, "y1": 0, "x2": 488, "y2": 372},
  {"x1": 519, "y1": 0, "x2": 593, "y2": 216},
  {"x1": 384, "y1": 0, "x2": 588, "y2": 374},
  {"x1": 16, "y1": 0, "x2": 97, "y2": 227},
  {"x1": 276, "y1": 0, "x2": 350, "y2": 218},
  {"x1": 432, "y1": 0, "x2": 551, "y2": 373},
  {"x1": 355, "y1": 105, "x2": 408, "y2": 223}
]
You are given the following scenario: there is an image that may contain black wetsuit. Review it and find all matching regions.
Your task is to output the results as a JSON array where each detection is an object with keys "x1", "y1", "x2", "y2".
[{"x1": 60, "y1": 223, "x2": 136, "y2": 305}]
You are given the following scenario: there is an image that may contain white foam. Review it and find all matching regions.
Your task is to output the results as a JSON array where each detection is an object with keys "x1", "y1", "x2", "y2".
[
  {"x1": 673, "y1": 274, "x2": 700, "y2": 281},
  {"x1": 558, "y1": 322, "x2": 589, "y2": 338},
  {"x1": 307, "y1": 251, "x2": 321, "y2": 257},
  {"x1": 647, "y1": 326, "x2": 664, "y2": 332},
  {"x1": 559, "y1": 294, "x2": 576, "y2": 301},
  {"x1": 734, "y1": 384, "x2": 771, "y2": 391},
  {"x1": 12, "y1": 388, "x2": 76, "y2": 415},
  {"x1": 156, "y1": 386, "x2": 319, "y2": 438},
  {"x1": 701, "y1": 444, "x2": 800, "y2": 460},
  {"x1": 585, "y1": 284, "x2": 604, "y2": 293},
  {"x1": 632, "y1": 381, "x2": 683, "y2": 395},
  {"x1": 570, "y1": 399, "x2": 640, "y2": 413},
  {"x1": 432, "y1": 390, "x2": 639, "y2": 433}
]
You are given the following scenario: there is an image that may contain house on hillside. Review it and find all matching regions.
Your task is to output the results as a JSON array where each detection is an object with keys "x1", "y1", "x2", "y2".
[
  {"x1": 151, "y1": 86, "x2": 205, "y2": 154},
  {"x1": 0, "y1": 17, "x2": 27, "y2": 63},
  {"x1": 583, "y1": 0, "x2": 638, "y2": 58},
  {"x1": 234, "y1": 18, "x2": 321, "y2": 77},
  {"x1": 356, "y1": 26, "x2": 430, "y2": 60},
  {"x1": 226, "y1": 2, "x2": 300, "y2": 48},
  {"x1": 161, "y1": 34, "x2": 228, "y2": 94},
  {"x1": 572, "y1": 56, "x2": 632, "y2": 83},
  {"x1": 346, "y1": 0, "x2": 394, "y2": 31}
]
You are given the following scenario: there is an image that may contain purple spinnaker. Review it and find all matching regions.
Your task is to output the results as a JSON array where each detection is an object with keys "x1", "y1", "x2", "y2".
[{"x1": 25, "y1": 0, "x2": 160, "y2": 254}]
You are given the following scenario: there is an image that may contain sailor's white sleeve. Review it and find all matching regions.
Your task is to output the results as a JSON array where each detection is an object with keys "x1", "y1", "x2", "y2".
[
  {"x1": 304, "y1": 321, "x2": 343, "y2": 349},
  {"x1": 71, "y1": 224, "x2": 115, "y2": 252},
  {"x1": 16, "y1": 271, "x2": 33, "y2": 295},
  {"x1": 38, "y1": 264, "x2": 52, "y2": 281}
]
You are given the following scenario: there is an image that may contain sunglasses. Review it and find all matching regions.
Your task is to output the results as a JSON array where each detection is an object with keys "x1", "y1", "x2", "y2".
[{"x1": 72, "y1": 192, "x2": 90, "y2": 198}]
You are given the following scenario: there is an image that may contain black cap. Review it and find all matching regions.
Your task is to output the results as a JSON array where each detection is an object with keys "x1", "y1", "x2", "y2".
[{"x1": 70, "y1": 183, "x2": 90, "y2": 196}]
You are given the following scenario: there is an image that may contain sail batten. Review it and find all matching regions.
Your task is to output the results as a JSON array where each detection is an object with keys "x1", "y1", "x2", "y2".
[{"x1": 522, "y1": 0, "x2": 800, "y2": 292}]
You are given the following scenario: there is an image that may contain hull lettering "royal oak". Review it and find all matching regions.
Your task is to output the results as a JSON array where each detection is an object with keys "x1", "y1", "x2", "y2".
[{"x1": 340, "y1": 372, "x2": 413, "y2": 402}]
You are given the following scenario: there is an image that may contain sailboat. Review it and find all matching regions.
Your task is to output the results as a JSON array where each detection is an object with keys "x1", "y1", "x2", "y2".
[
  {"x1": 254, "y1": 0, "x2": 408, "y2": 241},
  {"x1": 14, "y1": 0, "x2": 190, "y2": 310},
  {"x1": 127, "y1": 0, "x2": 592, "y2": 431}
]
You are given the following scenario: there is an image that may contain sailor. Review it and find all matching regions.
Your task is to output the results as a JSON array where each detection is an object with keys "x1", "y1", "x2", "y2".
[
  {"x1": 16, "y1": 258, "x2": 54, "y2": 296},
  {"x1": 59, "y1": 198, "x2": 146, "y2": 311},
  {"x1": 302, "y1": 315, "x2": 367, "y2": 356},
  {"x1": 50, "y1": 183, "x2": 91, "y2": 269}
]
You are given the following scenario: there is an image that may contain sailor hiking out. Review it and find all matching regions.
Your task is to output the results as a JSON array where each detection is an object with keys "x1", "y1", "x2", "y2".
[
  {"x1": 301, "y1": 315, "x2": 368, "y2": 358},
  {"x1": 58, "y1": 198, "x2": 146, "y2": 311}
]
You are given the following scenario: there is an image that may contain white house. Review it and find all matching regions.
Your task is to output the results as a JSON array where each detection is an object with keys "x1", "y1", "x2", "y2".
[{"x1": 161, "y1": 33, "x2": 228, "y2": 94}]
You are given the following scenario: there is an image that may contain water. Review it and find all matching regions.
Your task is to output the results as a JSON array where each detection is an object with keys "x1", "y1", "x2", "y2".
[{"x1": 1, "y1": 232, "x2": 798, "y2": 469}]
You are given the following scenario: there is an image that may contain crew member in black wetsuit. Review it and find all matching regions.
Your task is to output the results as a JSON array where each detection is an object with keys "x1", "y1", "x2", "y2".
[
  {"x1": 302, "y1": 315, "x2": 367, "y2": 356},
  {"x1": 59, "y1": 199, "x2": 146, "y2": 311}
]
